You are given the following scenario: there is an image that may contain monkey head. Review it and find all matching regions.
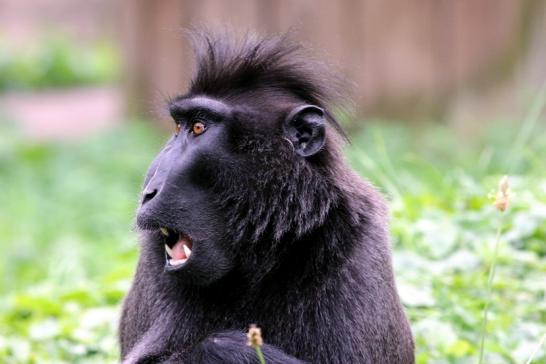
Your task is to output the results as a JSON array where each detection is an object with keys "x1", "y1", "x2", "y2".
[{"x1": 136, "y1": 34, "x2": 346, "y2": 286}]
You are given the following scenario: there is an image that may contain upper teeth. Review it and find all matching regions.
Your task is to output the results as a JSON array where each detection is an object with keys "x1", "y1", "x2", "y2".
[
  {"x1": 160, "y1": 227, "x2": 169, "y2": 236},
  {"x1": 183, "y1": 244, "x2": 192, "y2": 258}
]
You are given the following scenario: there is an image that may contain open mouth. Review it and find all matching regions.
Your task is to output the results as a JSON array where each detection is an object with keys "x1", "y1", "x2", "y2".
[{"x1": 160, "y1": 227, "x2": 193, "y2": 268}]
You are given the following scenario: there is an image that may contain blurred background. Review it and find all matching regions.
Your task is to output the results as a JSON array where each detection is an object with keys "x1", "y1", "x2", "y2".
[{"x1": 1, "y1": 1, "x2": 545, "y2": 363}]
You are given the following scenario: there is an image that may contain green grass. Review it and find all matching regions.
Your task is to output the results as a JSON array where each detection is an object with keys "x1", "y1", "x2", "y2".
[
  {"x1": 0, "y1": 36, "x2": 119, "y2": 91},
  {"x1": 0, "y1": 116, "x2": 545, "y2": 363}
]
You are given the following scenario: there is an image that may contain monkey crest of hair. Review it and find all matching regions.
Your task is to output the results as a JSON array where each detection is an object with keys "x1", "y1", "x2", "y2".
[
  {"x1": 120, "y1": 31, "x2": 414, "y2": 364},
  {"x1": 189, "y1": 31, "x2": 347, "y2": 137}
]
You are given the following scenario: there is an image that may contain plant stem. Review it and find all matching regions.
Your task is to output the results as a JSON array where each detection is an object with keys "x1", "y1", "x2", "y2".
[
  {"x1": 255, "y1": 346, "x2": 266, "y2": 364},
  {"x1": 525, "y1": 332, "x2": 546, "y2": 364},
  {"x1": 508, "y1": 78, "x2": 546, "y2": 173},
  {"x1": 477, "y1": 222, "x2": 503, "y2": 364}
]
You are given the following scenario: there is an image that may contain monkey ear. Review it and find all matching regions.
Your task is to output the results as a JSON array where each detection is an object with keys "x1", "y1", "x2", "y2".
[{"x1": 284, "y1": 105, "x2": 326, "y2": 157}]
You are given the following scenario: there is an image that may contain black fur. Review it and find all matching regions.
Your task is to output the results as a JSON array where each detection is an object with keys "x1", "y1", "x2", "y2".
[
  {"x1": 188, "y1": 32, "x2": 347, "y2": 139},
  {"x1": 119, "y1": 32, "x2": 414, "y2": 364}
]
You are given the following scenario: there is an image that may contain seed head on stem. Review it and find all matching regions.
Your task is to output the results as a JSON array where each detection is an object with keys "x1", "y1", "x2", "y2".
[
  {"x1": 247, "y1": 324, "x2": 266, "y2": 364},
  {"x1": 247, "y1": 324, "x2": 263, "y2": 347},
  {"x1": 493, "y1": 175, "x2": 510, "y2": 212}
]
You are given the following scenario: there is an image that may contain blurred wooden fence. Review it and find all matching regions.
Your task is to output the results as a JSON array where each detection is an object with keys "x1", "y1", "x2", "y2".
[{"x1": 121, "y1": 0, "x2": 546, "y2": 123}]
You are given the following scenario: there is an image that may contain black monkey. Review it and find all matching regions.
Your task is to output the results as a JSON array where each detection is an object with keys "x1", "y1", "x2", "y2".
[{"x1": 119, "y1": 32, "x2": 414, "y2": 364}]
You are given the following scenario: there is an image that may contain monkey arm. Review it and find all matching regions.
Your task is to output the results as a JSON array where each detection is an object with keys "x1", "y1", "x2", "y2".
[
  {"x1": 120, "y1": 321, "x2": 170, "y2": 364},
  {"x1": 186, "y1": 330, "x2": 306, "y2": 364},
  {"x1": 122, "y1": 328, "x2": 305, "y2": 364}
]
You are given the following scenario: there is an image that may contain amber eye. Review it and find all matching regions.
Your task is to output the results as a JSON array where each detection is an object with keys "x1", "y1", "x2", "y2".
[
  {"x1": 174, "y1": 123, "x2": 182, "y2": 136},
  {"x1": 191, "y1": 121, "x2": 206, "y2": 136}
]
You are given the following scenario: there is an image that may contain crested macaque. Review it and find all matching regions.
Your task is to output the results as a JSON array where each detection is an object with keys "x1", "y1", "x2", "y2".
[{"x1": 120, "y1": 32, "x2": 414, "y2": 364}]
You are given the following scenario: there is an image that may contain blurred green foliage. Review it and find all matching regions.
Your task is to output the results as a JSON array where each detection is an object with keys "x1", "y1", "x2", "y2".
[
  {"x1": 0, "y1": 121, "x2": 161, "y2": 363},
  {"x1": 0, "y1": 116, "x2": 545, "y2": 363},
  {"x1": 0, "y1": 36, "x2": 119, "y2": 91},
  {"x1": 347, "y1": 121, "x2": 546, "y2": 363}
]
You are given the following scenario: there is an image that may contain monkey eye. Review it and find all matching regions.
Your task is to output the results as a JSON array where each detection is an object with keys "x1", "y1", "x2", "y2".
[
  {"x1": 191, "y1": 121, "x2": 207, "y2": 136},
  {"x1": 174, "y1": 123, "x2": 182, "y2": 136}
]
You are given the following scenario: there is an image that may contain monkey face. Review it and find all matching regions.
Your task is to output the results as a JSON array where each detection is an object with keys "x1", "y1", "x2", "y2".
[
  {"x1": 136, "y1": 97, "x2": 235, "y2": 285},
  {"x1": 136, "y1": 95, "x2": 327, "y2": 285}
]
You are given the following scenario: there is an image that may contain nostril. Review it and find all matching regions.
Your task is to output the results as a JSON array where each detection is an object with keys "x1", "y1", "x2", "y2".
[{"x1": 142, "y1": 188, "x2": 158, "y2": 205}]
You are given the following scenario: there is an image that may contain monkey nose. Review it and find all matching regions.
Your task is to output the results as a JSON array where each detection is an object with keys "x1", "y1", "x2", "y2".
[{"x1": 142, "y1": 187, "x2": 158, "y2": 205}]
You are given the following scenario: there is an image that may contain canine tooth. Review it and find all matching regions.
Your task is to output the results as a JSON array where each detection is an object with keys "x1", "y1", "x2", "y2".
[
  {"x1": 183, "y1": 244, "x2": 192, "y2": 258},
  {"x1": 165, "y1": 244, "x2": 173, "y2": 257},
  {"x1": 160, "y1": 227, "x2": 169, "y2": 236}
]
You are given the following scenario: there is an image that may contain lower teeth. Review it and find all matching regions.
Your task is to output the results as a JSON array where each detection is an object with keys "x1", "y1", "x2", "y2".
[{"x1": 169, "y1": 258, "x2": 187, "y2": 266}]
